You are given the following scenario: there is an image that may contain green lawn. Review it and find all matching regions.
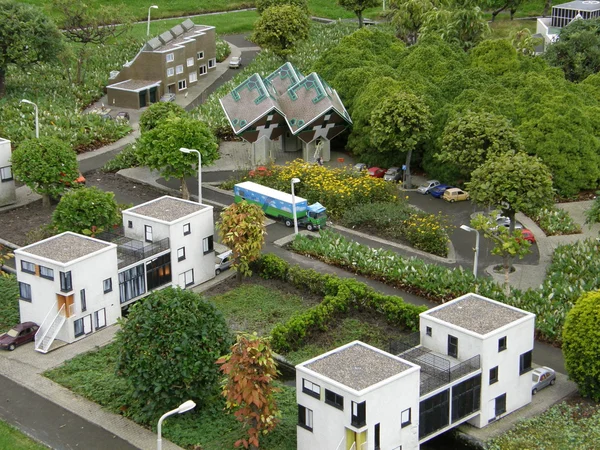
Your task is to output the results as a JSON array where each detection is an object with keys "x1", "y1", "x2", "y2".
[
  {"x1": 0, "y1": 276, "x2": 19, "y2": 334},
  {"x1": 488, "y1": 19, "x2": 537, "y2": 40},
  {"x1": 0, "y1": 420, "x2": 47, "y2": 450}
]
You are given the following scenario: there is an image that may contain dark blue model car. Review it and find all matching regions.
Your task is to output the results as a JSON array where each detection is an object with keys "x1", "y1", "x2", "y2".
[{"x1": 429, "y1": 184, "x2": 451, "y2": 198}]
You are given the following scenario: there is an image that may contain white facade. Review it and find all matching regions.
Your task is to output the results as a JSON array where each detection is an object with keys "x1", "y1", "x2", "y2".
[
  {"x1": 420, "y1": 293, "x2": 536, "y2": 428},
  {"x1": 15, "y1": 232, "x2": 120, "y2": 344},
  {"x1": 122, "y1": 196, "x2": 216, "y2": 293},
  {"x1": 0, "y1": 138, "x2": 16, "y2": 207},
  {"x1": 296, "y1": 341, "x2": 421, "y2": 450}
]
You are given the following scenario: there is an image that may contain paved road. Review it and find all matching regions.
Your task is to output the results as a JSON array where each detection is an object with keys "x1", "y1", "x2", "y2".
[{"x1": 0, "y1": 374, "x2": 137, "y2": 450}]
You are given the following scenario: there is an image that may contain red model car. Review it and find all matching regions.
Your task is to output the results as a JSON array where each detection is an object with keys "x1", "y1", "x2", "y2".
[
  {"x1": 520, "y1": 229, "x2": 536, "y2": 243},
  {"x1": 367, "y1": 167, "x2": 386, "y2": 178},
  {"x1": 0, "y1": 322, "x2": 39, "y2": 351}
]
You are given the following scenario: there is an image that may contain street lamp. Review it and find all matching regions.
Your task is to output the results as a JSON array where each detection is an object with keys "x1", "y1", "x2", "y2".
[
  {"x1": 157, "y1": 400, "x2": 196, "y2": 450},
  {"x1": 291, "y1": 178, "x2": 300, "y2": 235},
  {"x1": 179, "y1": 147, "x2": 202, "y2": 204},
  {"x1": 460, "y1": 225, "x2": 480, "y2": 278},
  {"x1": 147, "y1": 5, "x2": 158, "y2": 36},
  {"x1": 20, "y1": 99, "x2": 39, "y2": 139}
]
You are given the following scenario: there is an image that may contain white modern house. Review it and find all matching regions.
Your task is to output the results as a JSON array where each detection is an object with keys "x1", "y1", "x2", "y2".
[
  {"x1": 536, "y1": 0, "x2": 600, "y2": 46},
  {"x1": 14, "y1": 196, "x2": 217, "y2": 352},
  {"x1": 0, "y1": 137, "x2": 16, "y2": 207},
  {"x1": 297, "y1": 293, "x2": 536, "y2": 450}
]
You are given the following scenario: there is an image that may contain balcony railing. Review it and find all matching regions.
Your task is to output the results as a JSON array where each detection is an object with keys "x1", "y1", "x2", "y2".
[{"x1": 97, "y1": 230, "x2": 170, "y2": 269}]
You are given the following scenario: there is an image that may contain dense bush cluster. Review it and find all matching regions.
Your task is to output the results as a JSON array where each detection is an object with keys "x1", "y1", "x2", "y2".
[
  {"x1": 525, "y1": 206, "x2": 581, "y2": 236},
  {"x1": 253, "y1": 254, "x2": 426, "y2": 353},
  {"x1": 291, "y1": 230, "x2": 600, "y2": 345}
]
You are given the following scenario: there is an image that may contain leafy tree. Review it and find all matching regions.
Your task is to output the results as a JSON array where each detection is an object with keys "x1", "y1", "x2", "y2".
[
  {"x1": 0, "y1": 1, "x2": 63, "y2": 98},
  {"x1": 256, "y1": 0, "x2": 308, "y2": 14},
  {"x1": 487, "y1": 0, "x2": 525, "y2": 21},
  {"x1": 217, "y1": 333, "x2": 280, "y2": 449},
  {"x1": 51, "y1": 187, "x2": 123, "y2": 235},
  {"x1": 218, "y1": 201, "x2": 266, "y2": 281},
  {"x1": 385, "y1": 0, "x2": 436, "y2": 45},
  {"x1": 368, "y1": 91, "x2": 432, "y2": 188},
  {"x1": 467, "y1": 152, "x2": 554, "y2": 235},
  {"x1": 115, "y1": 287, "x2": 232, "y2": 423},
  {"x1": 11, "y1": 137, "x2": 80, "y2": 208},
  {"x1": 136, "y1": 116, "x2": 219, "y2": 200},
  {"x1": 544, "y1": 18, "x2": 600, "y2": 82},
  {"x1": 251, "y1": 5, "x2": 310, "y2": 57},
  {"x1": 470, "y1": 213, "x2": 531, "y2": 293},
  {"x1": 436, "y1": 111, "x2": 522, "y2": 177},
  {"x1": 53, "y1": 0, "x2": 131, "y2": 84},
  {"x1": 139, "y1": 102, "x2": 187, "y2": 133},
  {"x1": 332, "y1": 65, "x2": 397, "y2": 111},
  {"x1": 562, "y1": 290, "x2": 600, "y2": 401},
  {"x1": 511, "y1": 28, "x2": 543, "y2": 56},
  {"x1": 0, "y1": 245, "x2": 14, "y2": 279},
  {"x1": 338, "y1": 0, "x2": 379, "y2": 28},
  {"x1": 471, "y1": 39, "x2": 522, "y2": 75}
]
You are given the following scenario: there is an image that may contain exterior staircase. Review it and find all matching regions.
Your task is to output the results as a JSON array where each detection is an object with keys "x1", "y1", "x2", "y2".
[{"x1": 35, "y1": 303, "x2": 66, "y2": 353}]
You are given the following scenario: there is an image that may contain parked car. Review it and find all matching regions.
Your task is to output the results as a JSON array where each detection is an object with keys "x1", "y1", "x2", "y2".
[
  {"x1": 160, "y1": 93, "x2": 176, "y2": 102},
  {"x1": 532, "y1": 366, "x2": 556, "y2": 395},
  {"x1": 115, "y1": 111, "x2": 130, "y2": 122},
  {"x1": 520, "y1": 229, "x2": 536, "y2": 243},
  {"x1": 215, "y1": 250, "x2": 233, "y2": 276},
  {"x1": 229, "y1": 56, "x2": 242, "y2": 69},
  {"x1": 429, "y1": 184, "x2": 450, "y2": 198},
  {"x1": 368, "y1": 167, "x2": 386, "y2": 178},
  {"x1": 0, "y1": 322, "x2": 39, "y2": 351},
  {"x1": 443, "y1": 188, "x2": 469, "y2": 202},
  {"x1": 383, "y1": 167, "x2": 402, "y2": 183},
  {"x1": 353, "y1": 163, "x2": 368, "y2": 172},
  {"x1": 417, "y1": 180, "x2": 441, "y2": 194},
  {"x1": 495, "y1": 215, "x2": 524, "y2": 231}
]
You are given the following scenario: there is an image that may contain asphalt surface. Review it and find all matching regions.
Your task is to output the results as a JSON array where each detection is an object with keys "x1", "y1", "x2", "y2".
[{"x1": 0, "y1": 374, "x2": 137, "y2": 450}]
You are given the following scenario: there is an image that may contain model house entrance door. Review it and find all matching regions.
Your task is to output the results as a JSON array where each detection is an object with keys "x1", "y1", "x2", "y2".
[
  {"x1": 83, "y1": 314, "x2": 92, "y2": 334},
  {"x1": 168, "y1": 83, "x2": 176, "y2": 94},
  {"x1": 139, "y1": 91, "x2": 147, "y2": 108}
]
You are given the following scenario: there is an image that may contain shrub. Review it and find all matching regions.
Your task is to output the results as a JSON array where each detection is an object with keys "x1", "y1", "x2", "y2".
[
  {"x1": 115, "y1": 287, "x2": 232, "y2": 423},
  {"x1": 526, "y1": 206, "x2": 581, "y2": 236},
  {"x1": 0, "y1": 275, "x2": 19, "y2": 332},
  {"x1": 562, "y1": 290, "x2": 600, "y2": 401},
  {"x1": 215, "y1": 36, "x2": 231, "y2": 62},
  {"x1": 138, "y1": 101, "x2": 187, "y2": 133},
  {"x1": 102, "y1": 143, "x2": 140, "y2": 172}
]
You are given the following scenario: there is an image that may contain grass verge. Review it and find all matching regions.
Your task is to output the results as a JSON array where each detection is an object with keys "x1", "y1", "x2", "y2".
[{"x1": 0, "y1": 420, "x2": 47, "y2": 450}]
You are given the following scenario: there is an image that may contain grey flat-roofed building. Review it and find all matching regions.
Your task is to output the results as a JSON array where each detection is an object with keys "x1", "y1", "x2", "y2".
[
  {"x1": 126, "y1": 196, "x2": 208, "y2": 223},
  {"x1": 21, "y1": 232, "x2": 113, "y2": 264}
]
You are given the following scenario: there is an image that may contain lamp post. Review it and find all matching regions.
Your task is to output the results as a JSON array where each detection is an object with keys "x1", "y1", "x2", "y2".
[
  {"x1": 147, "y1": 5, "x2": 158, "y2": 36},
  {"x1": 157, "y1": 400, "x2": 196, "y2": 450},
  {"x1": 291, "y1": 177, "x2": 300, "y2": 235},
  {"x1": 179, "y1": 147, "x2": 202, "y2": 204},
  {"x1": 460, "y1": 224, "x2": 480, "y2": 278},
  {"x1": 20, "y1": 99, "x2": 39, "y2": 139}
]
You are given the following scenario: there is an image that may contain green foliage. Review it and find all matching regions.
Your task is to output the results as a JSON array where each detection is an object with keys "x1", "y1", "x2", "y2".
[
  {"x1": 487, "y1": 401, "x2": 600, "y2": 450},
  {"x1": 256, "y1": 0, "x2": 308, "y2": 14},
  {"x1": 101, "y1": 143, "x2": 140, "y2": 173},
  {"x1": 586, "y1": 193, "x2": 600, "y2": 227},
  {"x1": 251, "y1": 5, "x2": 310, "y2": 57},
  {"x1": 0, "y1": 275, "x2": 19, "y2": 333},
  {"x1": 337, "y1": 0, "x2": 380, "y2": 27},
  {"x1": 385, "y1": 0, "x2": 437, "y2": 45},
  {"x1": 527, "y1": 206, "x2": 581, "y2": 236},
  {"x1": 138, "y1": 102, "x2": 187, "y2": 133},
  {"x1": 218, "y1": 201, "x2": 267, "y2": 279},
  {"x1": 0, "y1": 420, "x2": 48, "y2": 450},
  {"x1": 10, "y1": 137, "x2": 80, "y2": 206},
  {"x1": 340, "y1": 201, "x2": 451, "y2": 257},
  {"x1": 437, "y1": 111, "x2": 522, "y2": 178},
  {"x1": 252, "y1": 254, "x2": 427, "y2": 353},
  {"x1": 51, "y1": 186, "x2": 123, "y2": 235},
  {"x1": 562, "y1": 290, "x2": 600, "y2": 401},
  {"x1": 136, "y1": 116, "x2": 219, "y2": 199},
  {"x1": 0, "y1": 0, "x2": 63, "y2": 97},
  {"x1": 115, "y1": 287, "x2": 232, "y2": 424},
  {"x1": 215, "y1": 36, "x2": 231, "y2": 62},
  {"x1": 544, "y1": 18, "x2": 600, "y2": 82},
  {"x1": 217, "y1": 334, "x2": 281, "y2": 449},
  {"x1": 471, "y1": 38, "x2": 521, "y2": 75}
]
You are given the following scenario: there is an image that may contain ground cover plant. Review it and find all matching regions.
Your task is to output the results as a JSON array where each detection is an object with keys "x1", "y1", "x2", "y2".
[
  {"x1": 526, "y1": 206, "x2": 582, "y2": 236},
  {"x1": 0, "y1": 275, "x2": 19, "y2": 333},
  {"x1": 291, "y1": 230, "x2": 600, "y2": 345},
  {"x1": 486, "y1": 401, "x2": 600, "y2": 450},
  {"x1": 340, "y1": 201, "x2": 452, "y2": 257},
  {"x1": 0, "y1": 420, "x2": 48, "y2": 450}
]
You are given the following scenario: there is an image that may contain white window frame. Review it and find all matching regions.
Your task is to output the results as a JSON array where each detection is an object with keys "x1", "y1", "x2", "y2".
[
  {"x1": 208, "y1": 58, "x2": 216, "y2": 68},
  {"x1": 166, "y1": 53, "x2": 174, "y2": 63},
  {"x1": 0, "y1": 165, "x2": 12, "y2": 182},
  {"x1": 94, "y1": 308, "x2": 107, "y2": 329},
  {"x1": 145, "y1": 225, "x2": 153, "y2": 242},
  {"x1": 186, "y1": 57, "x2": 194, "y2": 67},
  {"x1": 176, "y1": 64, "x2": 184, "y2": 74},
  {"x1": 167, "y1": 67, "x2": 175, "y2": 77},
  {"x1": 178, "y1": 79, "x2": 187, "y2": 90},
  {"x1": 199, "y1": 65, "x2": 207, "y2": 76},
  {"x1": 189, "y1": 71, "x2": 197, "y2": 83},
  {"x1": 184, "y1": 269, "x2": 194, "y2": 287},
  {"x1": 177, "y1": 247, "x2": 186, "y2": 261},
  {"x1": 197, "y1": 51, "x2": 204, "y2": 60},
  {"x1": 401, "y1": 408, "x2": 411, "y2": 427},
  {"x1": 183, "y1": 223, "x2": 191, "y2": 235}
]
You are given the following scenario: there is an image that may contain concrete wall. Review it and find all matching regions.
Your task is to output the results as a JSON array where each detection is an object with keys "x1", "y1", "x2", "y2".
[{"x1": 0, "y1": 138, "x2": 16, "y2": 207}]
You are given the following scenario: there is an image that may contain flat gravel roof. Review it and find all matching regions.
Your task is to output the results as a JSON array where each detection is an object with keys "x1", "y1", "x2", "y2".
[
  {"x1": 306, "y1": 343, "x2": 412, "y2": 391},
  {"x1": 426, "y1": 295, "x2": 527, "y2": 334},
  {"x1": 23, "y1": 234, "x2": 111, "y2": 263},
  {"x1": 127, "y1": 197, "x2": 207, "y2": 222}
]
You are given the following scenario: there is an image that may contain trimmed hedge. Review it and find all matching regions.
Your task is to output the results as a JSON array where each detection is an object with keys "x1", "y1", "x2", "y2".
[{"x1": 253, "y1": 254, "x2": 427, "y2": 353}]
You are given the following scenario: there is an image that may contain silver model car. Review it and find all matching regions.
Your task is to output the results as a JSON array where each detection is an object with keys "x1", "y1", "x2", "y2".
[
  {"x1": 384, "y1": 167, "x2": 402, "y2": 183},
  {"x1": 229, "y1": 56, "x2": 242, "y2": 69},
  {"x1": 417, "y1": 180, "x2": 440, "y2": 194},
  {"x1": 532, "y1": 366, "x2": 556, "y2": 395},
  {"x1": 215, "y1": 250, "x2": 233, "y2": 276}
]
